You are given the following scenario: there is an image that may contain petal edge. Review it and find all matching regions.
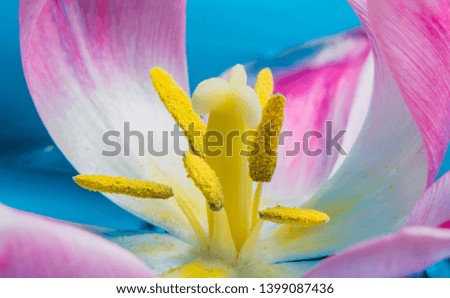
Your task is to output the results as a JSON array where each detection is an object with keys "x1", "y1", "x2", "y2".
[{"x1": 0, "y1": 204, "x2": 154, "y2": 277}]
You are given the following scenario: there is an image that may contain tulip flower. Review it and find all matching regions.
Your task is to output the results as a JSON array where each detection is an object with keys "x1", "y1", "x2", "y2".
[{"x1": 2, "y1": 0, "x2": 447, "y2": 277}]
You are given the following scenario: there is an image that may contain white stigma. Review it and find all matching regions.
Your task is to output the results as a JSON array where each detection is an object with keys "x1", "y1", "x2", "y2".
[{"x1": 192, "y1": 65, "x2": 262, "y2": 128}]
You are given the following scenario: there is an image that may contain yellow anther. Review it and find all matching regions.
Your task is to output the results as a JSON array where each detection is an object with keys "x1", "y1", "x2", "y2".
[
  {"x1": 162, "y1": 262, "x2": 232, "y2": 278},
  {"x1": 248, "y1": 94, "x2": 286, "y2": 182},
  {"x1": 74, "y1": 175, "x2": 173, "y2": 199},
  {"x1": 150, "y1": 67, "x2": 206, "y2": 157},
  {"x1": 259, "y1": 206, "x2": 330, "y2": 226},
  {"x1": 183, "y1": 151, "x2": 224, "y2": 211},
  {"x1": 254, "y1": 68, "x2": 274, "y2": 107}
]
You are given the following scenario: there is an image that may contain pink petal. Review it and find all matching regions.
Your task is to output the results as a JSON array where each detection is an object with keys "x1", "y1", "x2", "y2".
[
  {"x1": 406, "y1": 171, "x2": 450, "y2": 227},
  {"x1": 305, "y1": 226, "x2": 450, "y2": 277},
  {"x1": 252, "y1": 30, "x2": 372, "y2": 203},
  {"x1": 367, "y1": 0, "x2": 450, "y2": 186},
  {"x1": 0, "y1": 204, "x2": 154, "y2": 277},
  {"x1": 19, "y1": 0, "x2": 208, "y2": 241},
  {"x1": 258, "y1": 3, "x2": 430, "y2": 263},
  {"x1": 440, "y1": 221, "x2": 450, "y2": 229}
]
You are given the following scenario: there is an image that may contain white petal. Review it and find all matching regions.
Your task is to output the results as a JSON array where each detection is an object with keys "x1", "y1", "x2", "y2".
[
  {"x1": 20, "y1": 0, "x2": 207, "y2": 241},
  {"x1": 109, "y1": 232, "x2": 197, "y2": 276},
  {"x1": 243, "y1": 31, "x2": 372, "y2": 207},
  {"x1": 258, "y1": 48, "x2": 427, "y2": 263}
]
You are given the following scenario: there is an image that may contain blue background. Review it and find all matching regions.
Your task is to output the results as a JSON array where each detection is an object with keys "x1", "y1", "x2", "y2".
[{"x1": 0, "y1": 0, "x2": 448, "y2": 231}]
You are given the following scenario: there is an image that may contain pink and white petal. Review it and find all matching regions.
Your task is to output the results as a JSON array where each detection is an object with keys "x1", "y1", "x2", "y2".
[
  {"x1": 257, "y1": 1, "x2": 429, "y2": 263},
  {"x1": 20, "y1": 0, "x2": 207, "y2": 241},
  {"x1": 305, "y1": 226, "x2": 450, "y2": 278},
  {"x1": 244, "y1": 30, "x2": 372, "y2": 204},
  {"x1": 0, "y1": 204, "x2": 154, "y2": 277},
  {"x1": 440, "y1": 221, "x2": 450, "y2": 229},
  {"x1": 109, "y1": 232, "x2": 197, "y2": 276},
  {"x1": 368, "y1": 0, "x2": 450, "y2": 186},
  {"x1": 236, "y1": 260, "x2": 319, "y2": 278},
  {"x1": 406, "y1": 171, "x2": 450, "y2": 227},
  {"x1": 273, "y1": 261, "x2": 320, "y2": 278}
]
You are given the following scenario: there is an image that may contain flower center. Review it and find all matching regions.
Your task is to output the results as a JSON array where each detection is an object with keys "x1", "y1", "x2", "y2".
[
  {"x1": 74, "y1": 64, "x2": 330, "y2": 276},
  {"x1": 193, "y1": 65, "x2": 261, "y2": 251}
]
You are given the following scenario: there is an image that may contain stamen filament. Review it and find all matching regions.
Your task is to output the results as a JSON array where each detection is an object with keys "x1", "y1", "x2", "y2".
[
  {"x1": 251, "y1": 182, "x2": 263, "y2": 228},
  {"x1": 210, "y1": 210, "x2": 237, "y2": 262},
  {"x1": 238, "y1": 219, "x2": 264, "y2": 262},
  {"x1": 74, "y1": 175, "x2": 173, "y2": 199},
  {"x1": 174, "y1": 196, "x2": 207, "y2": 245}
]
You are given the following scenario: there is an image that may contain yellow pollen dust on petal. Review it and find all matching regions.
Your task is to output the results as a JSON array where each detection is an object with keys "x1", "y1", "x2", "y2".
[
  {"x1": 249, "y1": 93, "x2": 286, "y2": 182},
  {"x1": 254, "y1": 68, "x2": 274, "y2": 107},
  {"x1": 162, "y1": 262, "x2": 232, "y2": 278},
  {"x1": 150, "y1": 67, "x2": 206, "y2": 157},
  {"x1": 74, "y1": 175, "x2": 173, "y2": 199},
  {"x1": 183, "y1": 151, "x2": 224, "y2": 211},
  {"x1": 259, "y1": 206, "x2": 330, "y2": 226}
]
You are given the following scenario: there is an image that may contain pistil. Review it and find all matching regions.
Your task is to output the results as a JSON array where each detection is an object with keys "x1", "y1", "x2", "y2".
[
  {"x1": 205, "y1": 104, "x2": 254, "y2": 251},
  {"x1": 192, "y1": 65, "x2": 262, "y2": 251}
]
